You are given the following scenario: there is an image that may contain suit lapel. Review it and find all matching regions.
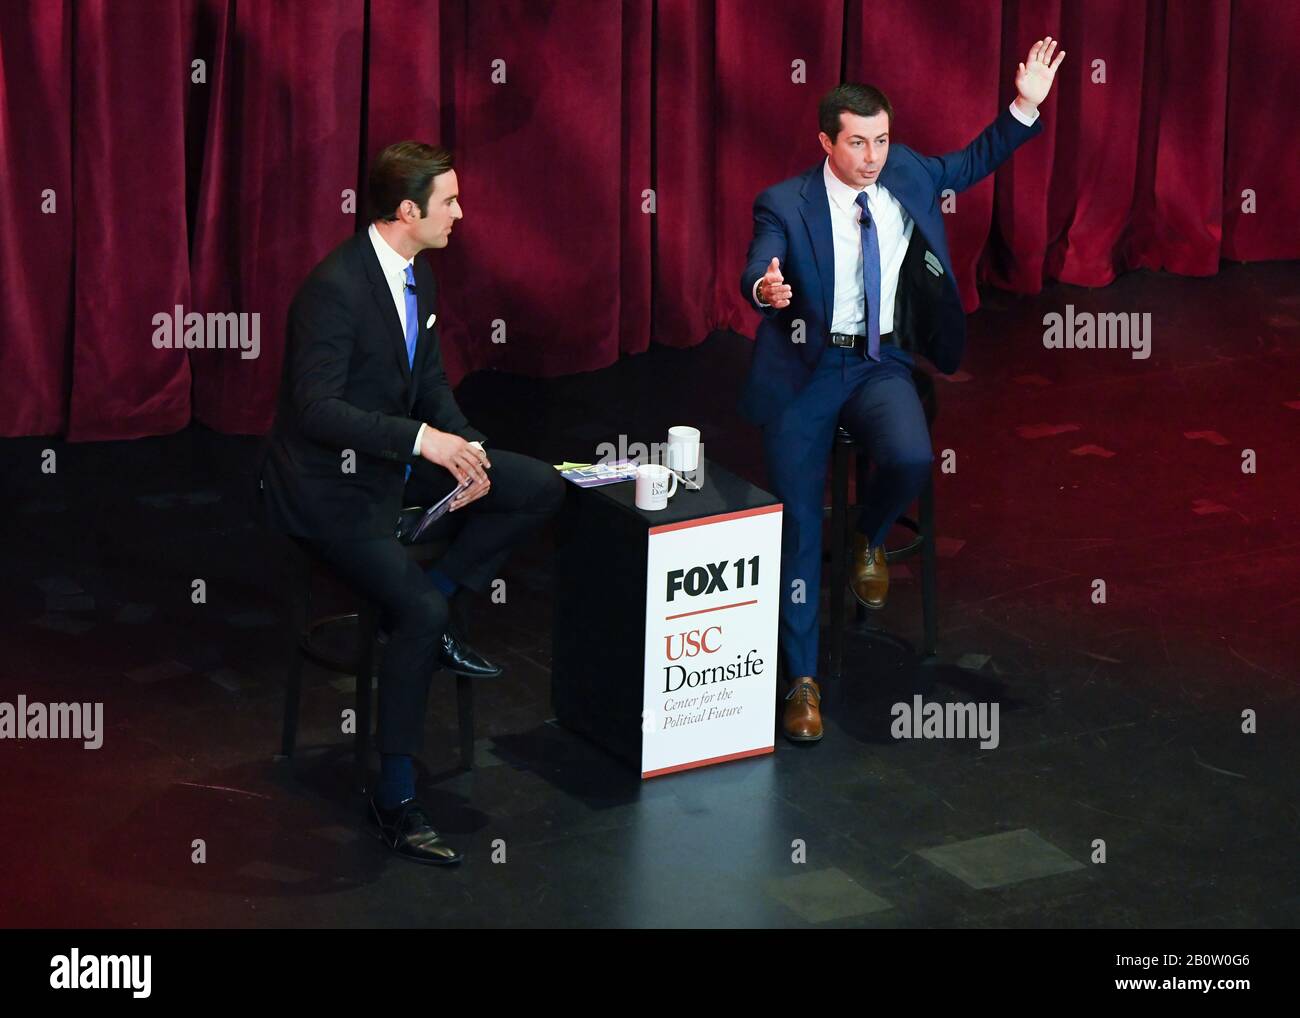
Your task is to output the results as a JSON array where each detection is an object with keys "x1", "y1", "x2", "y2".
[
  {"x1": 879, "y1": 160, "x2": 931, "y2": 248},
  {"x1": 797, "y1": 165, "x2": 835, "y2": 329},
  {"x1": 358, "y1": 230, "x2": 413, "y2": 384}
]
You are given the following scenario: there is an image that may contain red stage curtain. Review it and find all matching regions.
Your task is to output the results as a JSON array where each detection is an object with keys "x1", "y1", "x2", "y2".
[{"x1": 2, "y1": 0, "x2": 1296, "y2": 439}]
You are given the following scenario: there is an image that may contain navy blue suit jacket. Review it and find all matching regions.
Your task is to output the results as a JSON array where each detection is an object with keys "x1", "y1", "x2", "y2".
[{"x1": 738, "y1": 105, "x2": 1043, "y2": 426}]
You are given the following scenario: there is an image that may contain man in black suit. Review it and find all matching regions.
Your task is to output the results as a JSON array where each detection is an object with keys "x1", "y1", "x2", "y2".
[{"x1": 259, "y1": 141, "x2": 565, "y2": 865}]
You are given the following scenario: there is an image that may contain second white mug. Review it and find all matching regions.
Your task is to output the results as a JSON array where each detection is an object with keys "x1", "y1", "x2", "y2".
[{"x1": 667, "y1": 425, "x2": 701, "y2": 472}]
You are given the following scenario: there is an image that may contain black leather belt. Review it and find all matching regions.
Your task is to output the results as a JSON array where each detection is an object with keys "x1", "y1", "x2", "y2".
[{"x1": 829, "y1": 332, "x2": 893, "y2": 350}]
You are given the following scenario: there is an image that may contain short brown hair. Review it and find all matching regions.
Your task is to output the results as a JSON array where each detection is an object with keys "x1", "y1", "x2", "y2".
[
  {"x1": 818, "y1": 84, "x2": 893, "y2": 142},
  {"x1": 367, "y1": 141, "x2": 454, "y2": 222}
]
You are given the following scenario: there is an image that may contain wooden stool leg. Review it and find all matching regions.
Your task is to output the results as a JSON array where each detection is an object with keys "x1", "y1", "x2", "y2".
[
  {"x1": 829, "y1": 438, "x2": 849, "y2": 682},
  {"x1": 355, "y1": 603, "x2": 379, "y2": 795},
  {"x1": 456, "y1": 674, "x2": 475, "y2": 771},
  {"x1": 919, "y1": 474, "x2": 938, "y2": 659}
]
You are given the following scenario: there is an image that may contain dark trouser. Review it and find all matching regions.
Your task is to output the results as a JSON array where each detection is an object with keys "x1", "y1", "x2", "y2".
[
  {"x1": 762, "y1": 341, "x2": 933, "y2": 681},
  {"x1": 306, "y1": 449, "x2": 565, "y2": 755}
]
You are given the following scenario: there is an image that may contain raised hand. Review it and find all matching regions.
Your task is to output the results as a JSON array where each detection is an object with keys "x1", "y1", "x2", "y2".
[
  {"x1": 758, "y1": 257, "x2": 793, "y2": 309},
  {"x1": 1015, "y1": 36, "x2": 1065, "y2": 109}
]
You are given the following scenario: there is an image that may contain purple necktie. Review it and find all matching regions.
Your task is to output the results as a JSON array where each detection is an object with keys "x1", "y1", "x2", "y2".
[{"x1": 854, "y1": 192, "x2": 882, "y2": 361}]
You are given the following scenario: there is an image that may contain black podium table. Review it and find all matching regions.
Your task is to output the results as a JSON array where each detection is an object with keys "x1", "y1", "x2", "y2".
[{"x1": 552, "y1": 458, "x2": 783, "y2": 777}]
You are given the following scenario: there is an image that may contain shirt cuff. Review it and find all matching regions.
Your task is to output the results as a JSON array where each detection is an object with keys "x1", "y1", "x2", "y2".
[
  {"x1": 752, "y1": 277, "x2": 770, "y2": 308},
  {"x1": 413, "y1": 422, "x2": 425, "y2": 455},
  {"x1": 1009, "y1": 99, "x2": 1039, "y2": 126}
]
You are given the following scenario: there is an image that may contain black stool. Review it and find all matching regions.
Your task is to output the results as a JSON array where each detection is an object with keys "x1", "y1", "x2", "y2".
[
  {"x1": 827, "y1": 367, "x2": 939, "y2": 680},
  {"x1": 278, "y1": 506, "x2": 476, "y2": 793}
]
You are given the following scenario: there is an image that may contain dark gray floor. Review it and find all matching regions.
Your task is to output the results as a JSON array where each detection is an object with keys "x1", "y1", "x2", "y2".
[{"x1": 3, "y1": 264, "x2": 1297, "y2": 928}]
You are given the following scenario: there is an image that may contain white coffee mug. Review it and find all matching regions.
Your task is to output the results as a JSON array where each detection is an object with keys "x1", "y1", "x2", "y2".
[
  {"x1": 635, "y1": 463, "x2": 678, "y2": 510},
  {"x1": 667, "y1": 425, "x2": 701, "y2": 472}
]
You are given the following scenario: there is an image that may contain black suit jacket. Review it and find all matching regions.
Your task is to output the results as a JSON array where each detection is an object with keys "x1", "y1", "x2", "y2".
[{"x1": 257, "y1": 230, "x2": 486, "y2": 540}]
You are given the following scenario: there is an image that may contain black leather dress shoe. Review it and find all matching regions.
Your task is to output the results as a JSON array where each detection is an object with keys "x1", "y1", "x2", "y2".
[
  {"x1": 438, "y1": 629, "x2": 503, "y2": 678},
  {"x1": 367, "y1": 797, "x2": 463, "y2": 866}
]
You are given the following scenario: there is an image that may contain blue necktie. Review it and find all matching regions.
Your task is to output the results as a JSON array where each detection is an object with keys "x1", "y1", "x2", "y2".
[
  {"x1": 404, "y1": 264, "x2": 418, "y2": 483},
  {"x1": 854, "y1": 191, "x2": 882, "y2": 361},
  {"x1": 403, "y1": 264, "x2": 419, "y2": 368}
]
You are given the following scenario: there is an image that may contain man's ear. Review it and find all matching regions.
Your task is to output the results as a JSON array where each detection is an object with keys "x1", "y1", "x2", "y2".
[{"x1": 817, "y1": 131, "x2": 833, "y2": 156}]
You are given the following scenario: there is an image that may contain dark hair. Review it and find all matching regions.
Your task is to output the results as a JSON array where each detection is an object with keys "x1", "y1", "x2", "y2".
[
  {"x1": 818, "y1": 83, "x2": 893, "y2": 142},
  {"x1": 368, "y1": 141, "x2": 454, "y2": 222}
]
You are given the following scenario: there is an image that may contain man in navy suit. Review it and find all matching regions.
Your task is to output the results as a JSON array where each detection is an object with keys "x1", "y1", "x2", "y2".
[
  {"x1": 739, "y1": 38, "x2": 1065, "y2": 743},
  {"x1": 260, "y1": 142, "x2": 566, "y2": 863}
]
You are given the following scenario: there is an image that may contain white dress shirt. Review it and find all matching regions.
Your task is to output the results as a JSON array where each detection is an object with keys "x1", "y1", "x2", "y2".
[
  {"x1": 368, "y1": 221, "x2": 415, "y2": 338},
  {"x1": 755, "y1": 100, "x2": 1040, "y2": 334},
  {"x1": 823, "y1": 157, "x2": 912, "y2": 336},
  {"x1": 367, "y1": 222, "x2": 482, "y2": 458}
]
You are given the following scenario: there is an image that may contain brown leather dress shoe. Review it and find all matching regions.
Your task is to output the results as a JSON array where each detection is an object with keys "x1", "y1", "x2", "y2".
[
  {"x1": 782, "y1": 677, "x2": 823, "y2": 742},
  {"x1": 850, "y1": 532, "x2": 888, "y2": 610}
]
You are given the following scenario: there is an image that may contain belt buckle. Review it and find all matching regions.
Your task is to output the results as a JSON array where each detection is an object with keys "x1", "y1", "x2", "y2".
[{"x1": 831, "y1": 333, "x2": 855, "y2": 348}]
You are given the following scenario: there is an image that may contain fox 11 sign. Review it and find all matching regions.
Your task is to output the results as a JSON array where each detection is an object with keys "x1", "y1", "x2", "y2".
[{"x1": 640, "y1": 505, "x2": 782, "y2": 777}]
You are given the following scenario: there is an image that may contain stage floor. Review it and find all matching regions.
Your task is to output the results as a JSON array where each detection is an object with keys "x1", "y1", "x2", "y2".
[{"x1": 3, "y1": 261, "x2": 1297, "y2": 928}]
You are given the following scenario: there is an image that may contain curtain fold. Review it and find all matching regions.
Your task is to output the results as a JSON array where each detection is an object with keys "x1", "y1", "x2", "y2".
[
  {"x1": 189, "y1": 0, "x2": 365, "y2": 435},
  {"x1": 425, "y1": 0, "x2": 649, "y2": 382},
  {"x1": 69, "y1": 0, "x2": 193, "y2": 440},
  {"x1": 0, "y1": 0, "x2": 72, "y2": 436},
  {"x1": 2, "y1": 0, "x2": 1296, "y2": 439}
]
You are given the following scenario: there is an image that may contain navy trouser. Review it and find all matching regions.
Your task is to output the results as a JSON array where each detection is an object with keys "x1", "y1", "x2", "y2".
[
  {"x1": 305, "y1": 450, "x2": 565, "y2": 754},
  {"x1": 761, "y1": 341, "x2": 934, "y2": 681}
]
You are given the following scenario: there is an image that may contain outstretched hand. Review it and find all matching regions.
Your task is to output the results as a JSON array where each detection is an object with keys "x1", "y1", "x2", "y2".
[
  {"x1": 1015, "y1": 36, "x2": 1065, "y2": 110},
  {"x1": 758, "y1": 257, "x2": 793, "y2": 309}
]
